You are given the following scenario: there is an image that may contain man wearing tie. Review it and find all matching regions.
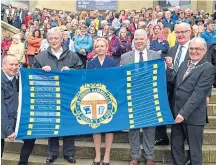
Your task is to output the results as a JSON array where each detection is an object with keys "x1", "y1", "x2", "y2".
[
  {"x1": 166, "y1": 37, "x2": 215, "y2": 165},
  {"x1": 155, "y1": 22, "x2": 192, "y2": 146},
  {"x1": 121, "y1": 29, "x2": 161, "y2": 165}
]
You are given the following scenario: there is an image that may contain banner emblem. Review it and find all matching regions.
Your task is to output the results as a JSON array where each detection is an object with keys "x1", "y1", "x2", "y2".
[{"x1": 71, "y1": 83, "x2": 118, "y2": 129}]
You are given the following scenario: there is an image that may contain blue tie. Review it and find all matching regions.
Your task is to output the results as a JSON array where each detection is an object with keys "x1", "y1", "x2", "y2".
[{"x1": 173, "y1": 46, "x2": 183, "y2": 74}]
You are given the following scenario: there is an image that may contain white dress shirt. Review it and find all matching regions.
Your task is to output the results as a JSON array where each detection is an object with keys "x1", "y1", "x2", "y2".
[
  {"x1": 174, "y1": 41, "x2": 190, "y2": 67},
  {"x1": 4, "y1": 71, "x2": 14, "y2": 81},
  {"x1": 135, "y1": 49, "x2": 148, "y2": 63},
  {"x1": 51, "y1": 47, "x2": 63, "y2": 60}
]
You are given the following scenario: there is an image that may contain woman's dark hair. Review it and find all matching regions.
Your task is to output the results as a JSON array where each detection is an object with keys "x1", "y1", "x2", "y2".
[{"x1": 33, "y1": 29, "x2": 41, "y2": 38}]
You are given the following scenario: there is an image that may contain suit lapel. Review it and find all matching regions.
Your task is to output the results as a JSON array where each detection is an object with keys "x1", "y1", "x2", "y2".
[
  {"x1": 130, "y1": 50, "x2": 135, "y2": 64},
  {"x1": 147, "y1": 49, "x2": 152, "y2": 61},
  {"x1": 177, "y1": 62, "x2": 188, "y2": 87}
]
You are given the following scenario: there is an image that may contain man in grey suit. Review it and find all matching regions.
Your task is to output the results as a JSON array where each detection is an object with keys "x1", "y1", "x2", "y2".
[
  {"x1": 1, "y1": 55, "x2": 19, "y2": 157},
  {"x1": 155, "y1": 22, "x2": 192, "y2": 146},
  {"x1": 120, "y1": 29, "x2": 161, "y2": 165},
  {"x1": 166, "y1": 37, "x2": 215, "y2": 165}
]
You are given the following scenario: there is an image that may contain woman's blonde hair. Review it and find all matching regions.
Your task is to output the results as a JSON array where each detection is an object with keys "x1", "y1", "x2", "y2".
[{"x1": 94, "y1": 37, "x2": 108, "y2": 49}]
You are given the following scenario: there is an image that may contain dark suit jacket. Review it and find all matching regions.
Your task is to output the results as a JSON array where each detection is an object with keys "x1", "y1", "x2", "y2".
[
  {"x1": 1, "y1": 71, "x2": 18, "y2": 139},
  {"x1": 167, "y1": 58, "x2": 215, "y2": 125},
  {"x1": 87, "y1": 56, "x2": 118, "y2": 69},
  {"x1": 166, "y1": 45, "x2": 189, "y2": 104}
]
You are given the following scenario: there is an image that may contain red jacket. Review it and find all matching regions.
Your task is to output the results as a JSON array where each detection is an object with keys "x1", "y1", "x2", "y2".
[
  {"x1": 27, "y1": 37, "x2": 42, "y2": 56},
  {"x1": 24, "y1": 15, "x2": 32, "y2": 28},
  {"x1": 1, "y1": 40, "x2": 12, "y2": 56}
]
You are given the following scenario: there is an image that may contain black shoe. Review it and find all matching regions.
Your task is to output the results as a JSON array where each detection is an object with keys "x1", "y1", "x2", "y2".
[
  {"x1": 64, "y1": 155, "x2": 76, "y2": 163},
  {"x1": 155, "y1": 138, "x2": 169, "y2": 145},
  {"x1": 46, "y1": 155, "x2": 57, "y2": 164},
  {"x1": 93, "y1": 161, "x2": 100, "y2": 165},
  {"x1": 102, "y1": 162, "x2": 109, "y2": 165}
]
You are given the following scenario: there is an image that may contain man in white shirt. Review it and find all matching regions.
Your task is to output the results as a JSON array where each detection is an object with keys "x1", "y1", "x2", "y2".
[
  {"x1": 120, "y1": 29, "x2": 161, "y2": 165},
  {"x1": 155, "y1": 22, "x2": 192, "y2": 147}
]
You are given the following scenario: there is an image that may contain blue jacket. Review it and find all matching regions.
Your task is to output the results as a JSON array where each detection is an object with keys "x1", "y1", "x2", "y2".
[
  {"x1": 74, "y1": 34, "x2": 93, "y2": 53},
  {"x1": 162, "y1": 19, "x2": 176, "y2": 31},
  {"x1": 150, "y1": 39, "x2": 170, "y2": 52},
  {"x1": 171, "y1": 13, "x2": 178, "y2": 21},
  {"x1": 87, "y1": 56, "x2": 117, "y2": 69},
  {"x1": 200, "y1": 30, "x2": 216, "y2": 44},
  {"x1": 1, "y1": 71, "x2": 18, "y2": 139}
]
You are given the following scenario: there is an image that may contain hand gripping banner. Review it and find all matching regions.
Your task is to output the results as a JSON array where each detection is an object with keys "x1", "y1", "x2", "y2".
[{"x1": 15, "y1": 58, "x2": 174, "y2": 140}]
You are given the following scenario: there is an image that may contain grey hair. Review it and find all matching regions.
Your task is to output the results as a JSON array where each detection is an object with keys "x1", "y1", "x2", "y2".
[
  {"x1": 190, "y1": 37, "x2": 207, "y2": 51},
  {"x1": 12, "y1": 34, "x2": 21, "y2": 41},
  {"x1": 2, "y1": 54, "x2": 18, "y2": 65},
  {"x1": 47, "y1": 28, "x2": 62, "y2": 39},
  {"x1": 62, "y1": 30, "x2": 71, "y2": 39},
  {"x1": 175, "y1": 22, "x2": 191, "y2": 30},
  {"x1": 134, "y1": 29, "x2": 147, "y2": 38}
]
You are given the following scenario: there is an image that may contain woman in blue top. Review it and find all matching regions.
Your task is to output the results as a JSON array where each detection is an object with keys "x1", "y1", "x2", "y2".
[
  {"x1": 87, "y1": 38, "x2": 117, "y2": 165},
  {"x1": 74, "y1": 24, "x2": 93, "y2": 68}
]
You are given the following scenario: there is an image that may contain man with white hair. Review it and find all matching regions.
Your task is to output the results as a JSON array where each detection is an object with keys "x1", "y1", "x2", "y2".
[
  {"x1": 166, "y1": 37, "x2": 215, "y2": 165},
  {"x1": 121, "y1": 29, "x2": 161, "y2": 165},
  {"x1": 155, "y1": 22, "x2": 191, "y2": 146},
  {"x1": 33, "y1": 28, "x2": 83, "y2": 164}
]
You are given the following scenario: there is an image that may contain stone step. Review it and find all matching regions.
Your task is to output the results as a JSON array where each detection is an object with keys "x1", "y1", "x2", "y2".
[
  {"x1": 206, "y1": 116, "x2": 216, "y2": 129},
  {"x1": 4, "y1": 139, "x2": 216, "y2": 163},
  {"x1": 2, "y1": 152, "x2": 216, "y2": 165},
  {"x1": 207, "y1": 104, "x2": 216, "y2": 116},
  {"x1": 75, "y1": 129, "x2": 216, "y2": 145}
]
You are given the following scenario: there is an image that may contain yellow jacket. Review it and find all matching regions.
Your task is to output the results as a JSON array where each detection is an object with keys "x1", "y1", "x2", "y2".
[
  {"x1": 8, "y1": 41, "x2": 25, "y2": 63},
  {"x1": 167, "y1": 31, "x2": 176, "y2": 48}
]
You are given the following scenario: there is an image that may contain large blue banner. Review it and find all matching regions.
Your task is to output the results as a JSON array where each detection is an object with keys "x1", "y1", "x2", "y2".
[{"x1": 15, "y1": 58, "x2": 174, "y2": 140}]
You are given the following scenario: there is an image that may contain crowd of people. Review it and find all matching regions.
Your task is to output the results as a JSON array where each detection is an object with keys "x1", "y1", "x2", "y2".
[{"x1": 1, "y1": 3, "x2": 216, "y2": 165}]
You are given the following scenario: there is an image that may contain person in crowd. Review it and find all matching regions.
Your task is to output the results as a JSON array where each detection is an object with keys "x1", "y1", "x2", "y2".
[
  {"x1": 8, "y1": 34, "x2": 25, "y2": 65},
  {"x1": 147, "y1": 11, "x2": 158, "y2": 28},
  {"x1": 20, "y1": 24, "x2": 27, "y2": 33},
  {"x1": 27, "y1": 29, "x2": 42, "y2": 67},
  {"x1": 119, "y1": 27, "x2": 132, "y2": 53},
  {"x1": 171, "y1": 6, "x2": 180, "y2": 21},
  {"x1": 74, "y1": 24, "x2": 93, "y2": 68},
  {"x1": 12, "y1": 8, "x2": 21, "y2": 29},
  {"x1": 163, "y1": 27, "x2": 171, "y2": 39},
  {"x1": 166, "y1": 37, "x2": 215, "y2": 165},
  {"x1": 177, "y1": 11, "x2": 190, "y2": 24},
  {"x1": 1, "y1": 55, "x2": 19, "y2": 158},
  {"x1": 162, "y1": 10, "x2": 176, "y2": 32},
  {"x1": 107, "y1": 26, "x2": 122, "y2": 64},
  {"x1": 1, "y1": 32, "x2": 12, "y2": 56},
  {"x1": 5, "y1": 5, "x2": 14, "y2": 25},
  {"x1": 112, "y1": 12, "x2": 121, "y2": 31},
  {"x1": 33, "y1": 28, "x2": 83, "y2": 164},
  {"x1": 107, "y1": 11, "x2": 114, "y2": 24},
  {"x1": 121, "y1": 29, "x2": 161, "y2": 165},
  {"x1": 89, "y1": 26, "x2": 98, "y2": 40},
  {"x1": 200, "y1": 20, "x2": 216, "y2": 44},
  {"x1": 191, "y1": 25, "x2": 202, "y2": 38},
  {"x1": 157, "y1": 12, "x2": 164, "y2": 23},
  {"x1": 185, "y1": 8, "x2": 195, "y2": 25},
  {"x1": 87, "y1": 38, "x2": 118, "y2": 165},
  {"x1": 24, "y1": 12, "x2": 32, "y2": 28},
  {"x1": 62, "y1": 30, "x2": 75, "y2": 53},
  {"x1": 20, "y1": 7, "x2": 28, "y2": 25},
  {"x1": 119, "y1": 10, "x2": 127, "y2": 23},
  {"x1": 149, "y1": 24, "x2": 169, "y2": 55}
]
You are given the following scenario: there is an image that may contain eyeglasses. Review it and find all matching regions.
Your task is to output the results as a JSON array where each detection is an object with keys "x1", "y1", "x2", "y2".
[
  {"x1": 189, "y1": 47, "x2": 204, "y2": 52},
  {"x1": 175, "y1": 30, "x2": 190, "y2": 35}
]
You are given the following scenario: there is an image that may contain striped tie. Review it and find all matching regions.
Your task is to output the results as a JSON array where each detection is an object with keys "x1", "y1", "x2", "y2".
[{"x1": 173, "y1": 46, "x2": 183, "y2": 74}]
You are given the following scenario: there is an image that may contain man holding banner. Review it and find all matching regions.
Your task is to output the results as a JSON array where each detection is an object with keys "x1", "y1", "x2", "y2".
[
  {"x1": 166, "y1": 37, "x2": 215, "y2": 165},
  {"x1": 120, "y1": 29, "x2": 161, "y2": 165},
  {"x1": 32, "y1": 28, "x2": 83, "y2": 164}
]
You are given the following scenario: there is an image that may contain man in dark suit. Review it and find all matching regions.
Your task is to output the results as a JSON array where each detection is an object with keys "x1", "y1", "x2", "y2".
[
  {"x1": 121, "y1": 29, "x2": 161, "y2": 165},
  {"x1": 32, "y1": 27, "x2": 83, "y2": 164},
  {"x1": 155, "y1": 22, "x2": 192, "y2": 146},
  {"x1": 1, "y1": 55, "x2": 19, "y2": 157},
  {"x1": 166, "y1": 37, "x2": 215, "y2": 165}
]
